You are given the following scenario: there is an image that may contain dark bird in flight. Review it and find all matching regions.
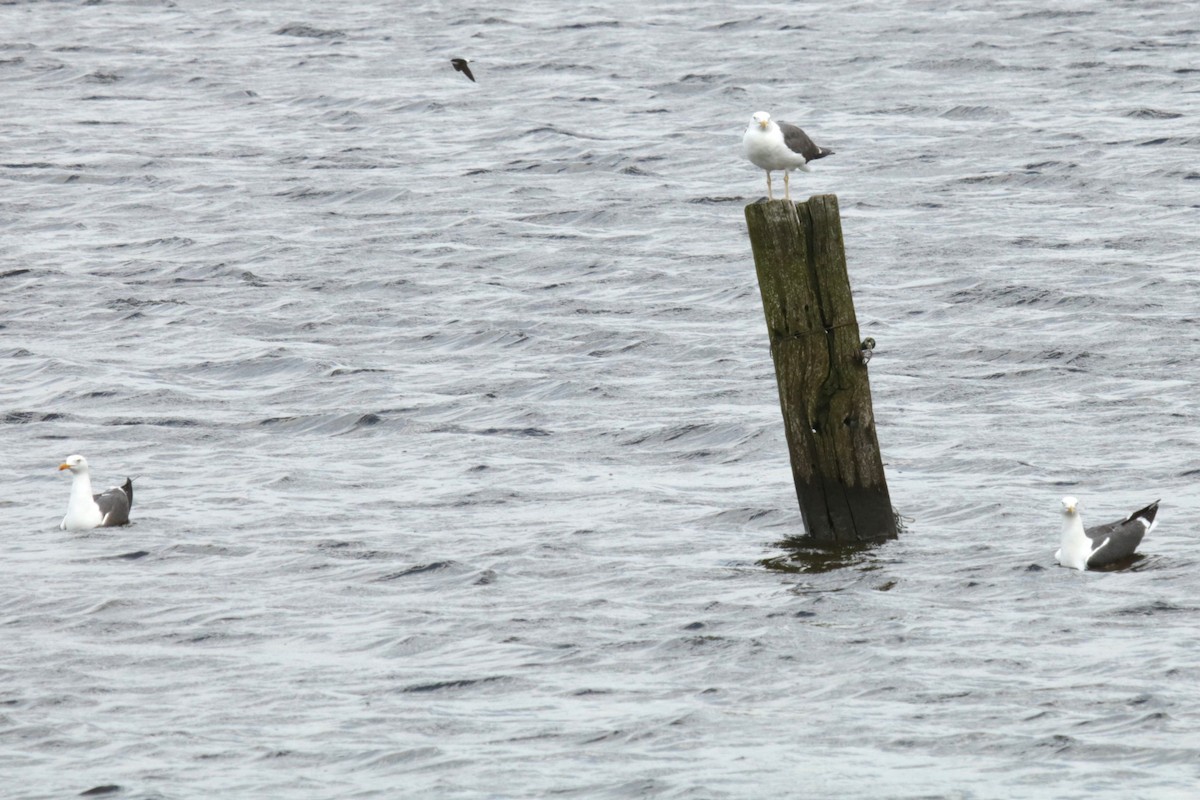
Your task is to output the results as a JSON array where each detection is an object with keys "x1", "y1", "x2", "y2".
[{"x1": 450, "y1": 58, "x2": 475, "y2": 83}]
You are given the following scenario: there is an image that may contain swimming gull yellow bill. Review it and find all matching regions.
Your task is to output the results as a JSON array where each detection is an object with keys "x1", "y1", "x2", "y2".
[
  {"x1": 1056, "y1": 496, "x2": 1158, "y2": 570},
  {"x1": 59, "y1": 454, "x2": 133, "y2": 531}
]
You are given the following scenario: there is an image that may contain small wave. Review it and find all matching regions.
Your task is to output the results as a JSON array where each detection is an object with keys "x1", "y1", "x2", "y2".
[
  {"x1": 274, "y1": 24, "x2": 345, "y2": 39},
  {"x1": 2, "y1": 410, "x2": 66, "y2": 424},
  {"x1": 939, "y1": 105, "x2": 1009, "y2": 120},
  {"x1": 1125, "y1": 108, "x2": 1183, "y2": 119},
  {"x1": 105, "y1": 417, "x2": 202, "y2": 428},
  {"x1": 373, "y1": 561, "x2": 460, "y2": 582},
  {"x1": 255, "y1": 412, "x2": 387, "y2": 437},
  {"x1": 1136, "y1": 136, "x2": 1200, "y2": 147},
  {"x1": 400, "y1": 676, "x2": 507, "y2": 693}
]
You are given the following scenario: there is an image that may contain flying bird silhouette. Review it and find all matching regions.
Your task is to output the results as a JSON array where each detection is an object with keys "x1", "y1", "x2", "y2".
[{"x1": 450, "y1": 58, "x2": 475, "y2": 83}]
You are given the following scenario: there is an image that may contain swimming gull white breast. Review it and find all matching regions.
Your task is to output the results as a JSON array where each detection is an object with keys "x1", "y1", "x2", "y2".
[
  {"x1": 1056, "y1": 496, "x2": 1158, "y2": 570},
  {"x1": 59, "y1": 454, "x2": 133, "y2": 531}
]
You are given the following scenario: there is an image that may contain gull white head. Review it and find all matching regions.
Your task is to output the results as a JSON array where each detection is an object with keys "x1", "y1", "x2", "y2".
[
  {"x1": 1056, "y1": 495, "x2": 1092, "y2": 570},
  {"x1": 59, "y1": 454, "x2": 90, "y2": 474},
  {"x1": 59, "y1": 453, "x2": 103, "y2": 530},
  {"x1": 751, "y1": 111, "x2": 771, "y2": 129}
]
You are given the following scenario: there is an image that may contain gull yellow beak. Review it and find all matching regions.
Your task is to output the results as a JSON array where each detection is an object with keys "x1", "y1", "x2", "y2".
[
  {"x1": 58, "y1": 462, "x2": 71, "y2": 471},
  {"x1": 758, "y1": 120, "x2": 769, "y2": 129}
]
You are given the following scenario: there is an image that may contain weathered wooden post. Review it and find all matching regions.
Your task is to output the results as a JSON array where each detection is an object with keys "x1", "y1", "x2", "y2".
[{"x1": 744, "y1": 194, "x2": 897, "y2": 546}]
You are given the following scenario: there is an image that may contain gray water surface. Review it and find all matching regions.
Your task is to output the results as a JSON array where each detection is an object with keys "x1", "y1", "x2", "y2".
[{"x1": 4, "y1": 1, "x2": 1200, "y2": 798}]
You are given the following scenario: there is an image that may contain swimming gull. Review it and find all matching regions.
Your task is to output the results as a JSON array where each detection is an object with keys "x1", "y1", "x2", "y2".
[
  {"x1": 1056, "y1": 495, "x2": 1158, "y2": 570},
  {"x1": 59, "y1": 454, "x2": 133, "y2": 531},
  {"x1": 742, "y1": 111, "x2": 833, "y2": 201},
  {"x1": 450, "y1": 58, "x2": 476, "y2": 83}
]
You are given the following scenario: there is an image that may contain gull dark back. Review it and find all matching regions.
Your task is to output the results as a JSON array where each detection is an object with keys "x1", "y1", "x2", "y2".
[
  {"x1": 780, "y1": 122, "x2": 833, "y2": 162},
  {"x1": 93, "y1": 479, "x2": 133, "y2": 526},
  {"x1": 1085, "y1": 500, "x2": 1158, "y2": 567}
]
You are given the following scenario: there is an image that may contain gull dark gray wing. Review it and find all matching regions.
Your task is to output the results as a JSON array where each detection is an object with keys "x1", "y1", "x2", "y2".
[
  {"x1": 779, "y1": 122, "x2": 834, "y2": 162},
  {"x1": 1086, "y1": 500, "x2": 1158, "y2": 567},
  {"x1": 94, "y1": 478, "x2": 133, "y2": 527}
]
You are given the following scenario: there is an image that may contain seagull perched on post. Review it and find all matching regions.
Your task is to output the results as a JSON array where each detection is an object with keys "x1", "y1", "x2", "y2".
[
  {"x1": 742, "y1": 111, "x2": 834, "y2": 201},
  {"x1": 1055, "y1": 496, "x2": 1158, "y2": 570},
  {"x1": 58, "y1": 454, "x2": 133, "y2": 531}
]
